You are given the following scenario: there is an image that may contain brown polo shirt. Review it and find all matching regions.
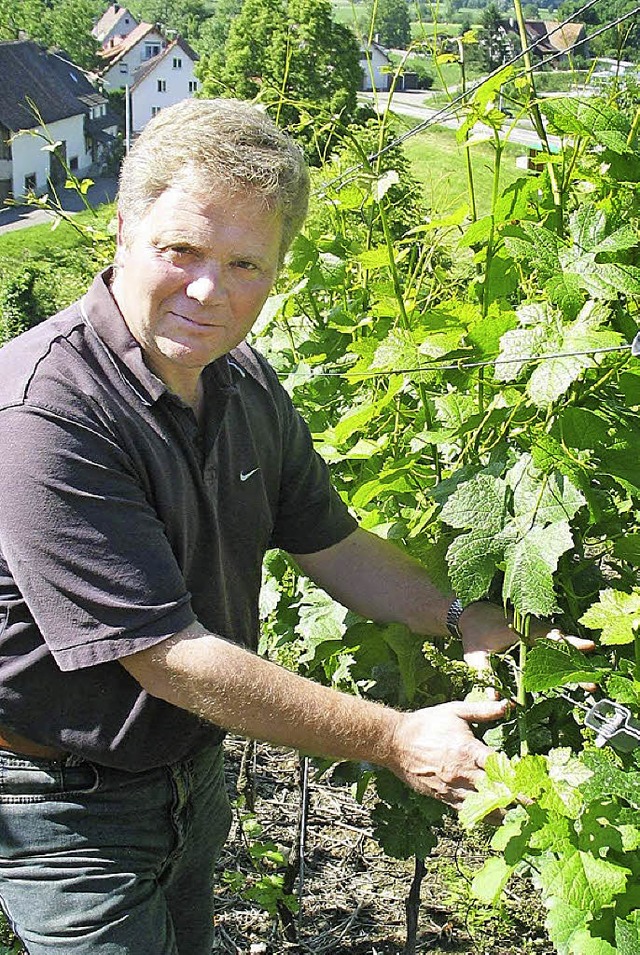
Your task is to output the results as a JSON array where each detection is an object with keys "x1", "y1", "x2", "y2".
[{"x1": 0, "y1": 269, "x2": 357, "y2": 771}]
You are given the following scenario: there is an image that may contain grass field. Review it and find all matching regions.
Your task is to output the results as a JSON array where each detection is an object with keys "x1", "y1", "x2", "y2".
[{"x1": 0, "y1": 205, "x2": 115, "y2": 257}]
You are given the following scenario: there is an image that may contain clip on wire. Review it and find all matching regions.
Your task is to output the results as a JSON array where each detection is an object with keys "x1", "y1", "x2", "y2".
[{"x1": 560, "y1": 693, "x2": 640, "y2": 752}]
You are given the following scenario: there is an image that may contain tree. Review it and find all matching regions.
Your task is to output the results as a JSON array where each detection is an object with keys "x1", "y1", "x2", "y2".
[
  {"x1": 0, "y1": 0, "x2": 50, "y2": 44},
  {"x1": 48, "y1": 0, "x2": 101, "y2": 69},
  {"x1": 193, "y1": 0, "x2": 242, "y2": 58},
  {"x1": 127, "y1": 0, "x2": 210, "y2": 42},
  {"x1": 477, "y1": 2, "x2": 509, "y2": 71},
  {"x1": 367, "y1": 0, "x2": 412, "y2": 49},
  {"x1": 200, "y1": 0, "x2": 362, "y2": 161}
]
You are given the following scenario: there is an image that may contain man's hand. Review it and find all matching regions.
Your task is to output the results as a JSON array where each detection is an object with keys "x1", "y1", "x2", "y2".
[
  {"x1": 387, "y1": 699, "x2": 509, "y2": 809},
  {"x1": 459, "y1": 601, "x2": 595, "y2": 677}
]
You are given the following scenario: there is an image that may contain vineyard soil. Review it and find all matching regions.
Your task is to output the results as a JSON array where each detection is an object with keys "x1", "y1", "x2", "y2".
[{"x1": 209, "y1": 740, "x2": 554, "y2": 955}]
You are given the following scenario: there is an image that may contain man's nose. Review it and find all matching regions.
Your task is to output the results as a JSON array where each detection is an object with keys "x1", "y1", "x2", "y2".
[{"x1": 186, "y1": 267, "x2": 223, "y2": 303}]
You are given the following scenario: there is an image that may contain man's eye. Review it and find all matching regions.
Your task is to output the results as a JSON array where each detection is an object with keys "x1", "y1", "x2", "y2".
[{"x1": 233, "y1": 260, "x2": 258, "y2": 271}]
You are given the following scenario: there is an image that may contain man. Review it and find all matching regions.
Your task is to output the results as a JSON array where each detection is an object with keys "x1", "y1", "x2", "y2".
[{"x1": 0, "y1": 99, "x2": 586, "y2": 954}]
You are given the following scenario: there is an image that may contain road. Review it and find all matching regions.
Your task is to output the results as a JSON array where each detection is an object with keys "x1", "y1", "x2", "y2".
[
  {"x1": 360, "y1": 90, "x2": 562, "y2": 151},
  {"x1": 0, "y1": 177, "x2": 118, "y2": 234}
]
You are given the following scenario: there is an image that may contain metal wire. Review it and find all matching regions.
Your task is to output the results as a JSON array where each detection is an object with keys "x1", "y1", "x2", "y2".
[{"x1": 277, "y1": 342, "x2": 632, "y2": 382}]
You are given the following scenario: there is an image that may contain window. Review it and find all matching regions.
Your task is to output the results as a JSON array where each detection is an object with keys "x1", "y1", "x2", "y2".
[
  {"x1": 119, "y1": 63, "x2": 129, "y2": 74},
  {"x1": 69, "y1": 156, "x2": 78, "y2": 171},
  {"x1": 0, "y1": 128, "x2": 11, "y2": 160},
  {"x1": 144, "y1": 43, "x2": 161, "y2": 59},
  {"x1": 151, "y1": 106, "x2": 161, "y2": 117},
  {"x1": 188, "y1": 80, "x2": 198, "y2": 93},
  {"x1": 24, "y1": 173, "x2": 36, "y2": 192},
  {"x1": 157, "y1": 79, "x2": 166, "y2": 93},
  {"x1": 172, "y1": 57, "x2": 182, "y2": 69}
]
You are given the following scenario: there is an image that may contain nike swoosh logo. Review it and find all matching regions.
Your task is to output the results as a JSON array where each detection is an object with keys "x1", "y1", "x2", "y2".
[{"x1": 240, "y1": 468, "x2": 261, "y2": 482}]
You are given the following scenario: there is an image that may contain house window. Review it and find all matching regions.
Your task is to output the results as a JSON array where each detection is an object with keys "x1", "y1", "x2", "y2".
[
  {"x1": 120, "y1": 63, "x2": 129, "y2": 74},
  {"x1": 151, "y1": 106, "x2": 161, "y2": 117},
  {"x1": 24, "y1": 173, "x2": 37, "y2": 192},
  {"x1": 0, "y1": 129, "x2": 11, "y2": 160},
  {"x1": 69, "y1": 156, "x2": 78, "y2": 171},
  {"x1": 189, "y1": 80, "x2": 198, "y2": 92},
  {"x1": 144, "y1": 43, "x2": 161, "y2": 59},
  {"x1": 172, "y1": 57, "x2": 182, "y2": 69},
  {"x1": 157, "y1": 79, "x2": 166, "y2": 93}
]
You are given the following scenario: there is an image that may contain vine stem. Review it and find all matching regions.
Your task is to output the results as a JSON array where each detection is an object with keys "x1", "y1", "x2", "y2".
[{"x1": 513, "y1": 610, "x2": 531, "y2": 756}]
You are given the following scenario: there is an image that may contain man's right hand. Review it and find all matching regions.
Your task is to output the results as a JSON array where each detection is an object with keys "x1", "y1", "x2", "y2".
[{"x1": 386, "y1": 700, "x2": 509, "y2": 809}]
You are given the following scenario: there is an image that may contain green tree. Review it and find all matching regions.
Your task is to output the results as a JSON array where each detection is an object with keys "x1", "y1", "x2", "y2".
[
  {"x1": 193, "y1": 0, "x2": 242, "y2": 58},
  {"x1": 127, "y1": 0, "x2": 210, "y2": 41},
  {"x1": 48, "y1": 0, "x2": 101, "y2": 69},
  {"x1": 201, "y1": 0, "x2": 362, "y2": 161},
  {"x1": 367, "y1": 0, "x2": 411, "y2": 49},
  {"x1": 0, "y1": 0, "x2": 49, "y2": 44},
  {"x1": 477, "y1": 2, "x2": 509, "y2": 70}
]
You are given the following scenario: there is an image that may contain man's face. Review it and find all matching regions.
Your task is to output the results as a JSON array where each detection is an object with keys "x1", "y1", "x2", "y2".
[{"x1": 112, "y1": 186, "x2": 282, "y2": 400}]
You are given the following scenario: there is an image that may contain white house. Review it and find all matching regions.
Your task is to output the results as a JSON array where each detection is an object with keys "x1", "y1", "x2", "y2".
[
  {"x1": 128, "y1": 37, "x2": 199, "y2": 134},
  {"x1": 98, "y1": 22, "x2": 167, "y2": 91},
  {"x1": 359, "y1": 40, "x2": 392, "y2": 92},
  {"x1": 0, "y1": 40, "x2": 117, "y2": 203},
  {"x1": 92, "y1": 3, "x2": 139, "y2": 46}
]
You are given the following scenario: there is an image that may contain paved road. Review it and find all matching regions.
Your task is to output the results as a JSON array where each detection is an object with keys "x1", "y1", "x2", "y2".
[
  {"x1": 360, "y1": 90, "x2": 562, "y2": 151},
  {"x1": 0, "y1": 177, "x2": 118, "y2": 234}
]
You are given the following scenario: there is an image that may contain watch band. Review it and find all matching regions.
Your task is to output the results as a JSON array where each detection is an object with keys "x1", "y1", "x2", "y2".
[{"x1": 446, "y1": 597, "x2": 465, "y2": 639}]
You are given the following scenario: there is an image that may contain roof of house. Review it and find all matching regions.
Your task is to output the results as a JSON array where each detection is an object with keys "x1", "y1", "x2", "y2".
[
  {"x1": 130, "y1": 36, "x2": 199, "y2": 89},
  {"x1": 97, "y1": 21, "x2": 160, "y2": 67},
  {"x1": 0, "y1": 40, "x2": 105, "y2": 132},
  {"x1": 524, "y1": 20, "x2": 586, "y2": 54},
  {"x1": 92, "y1": 4, "x2": 137, "y2": 42}
]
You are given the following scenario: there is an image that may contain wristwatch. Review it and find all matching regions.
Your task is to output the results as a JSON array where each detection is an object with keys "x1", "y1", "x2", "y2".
[{"x1": 446, "y1": 597, "x2": 465, "y2": 639}]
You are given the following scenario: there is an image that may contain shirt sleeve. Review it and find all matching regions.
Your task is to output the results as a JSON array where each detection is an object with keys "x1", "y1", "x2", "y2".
[{"x1": 0, "y1": 405, "x2": 196, "y2": 672}]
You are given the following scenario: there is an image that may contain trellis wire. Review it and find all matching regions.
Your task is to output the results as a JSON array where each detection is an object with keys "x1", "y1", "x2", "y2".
[{"x1": 277, "y1": 343, "x2": 635, "y2": 383}]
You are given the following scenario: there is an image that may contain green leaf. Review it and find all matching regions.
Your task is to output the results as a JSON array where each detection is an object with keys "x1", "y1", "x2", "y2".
[
  {"x1": 507, "y1": 455, "x2": 586, "y2": 531},
  {"x1": 296, "y1": 585, "x2": 348, "y2": 665},
  {"x1": 524, "y1": 639, "x2": 610, "y2": 692},
  {"x1": 581, "y1": 750, "x2": 640, "y2": 811},
  {"x1": 503, "y1": 520, "x2": 574, "y2": 616},
  {"x1": 440, "y1": 472, "x2": 509, "y2": 533},
  {"x1": 580, "y1": 589, "x2": 640, "y2": 646},
  {"x1": 446, "y1": 530, "x2": 504, "y2": 604},
  {"x1": 471, "y1": 856, "x2": 513, "y2": 904},
  {"x1": 537, "y1": 847, "x2": 629, "y2": 915},
  {"x1": 616, "y1": 912, "x2": 640, "y2": 955}
]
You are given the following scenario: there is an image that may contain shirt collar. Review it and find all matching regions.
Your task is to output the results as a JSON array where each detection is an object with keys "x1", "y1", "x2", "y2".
[{"x1": 80, "y1": 267, "x2": 235, "y2": 405}]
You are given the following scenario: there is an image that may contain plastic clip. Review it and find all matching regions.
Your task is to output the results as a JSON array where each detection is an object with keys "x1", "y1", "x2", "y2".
[{"x1": 584, "y1": 699, "x2": 640, "y2": 753}]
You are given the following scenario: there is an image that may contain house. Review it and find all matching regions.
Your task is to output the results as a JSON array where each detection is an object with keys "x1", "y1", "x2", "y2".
[
  {"x1": 92, "y1": 3, "x2": 139, "y2": 46},
  {"x1": 0, "y1": 40, "x2": 118, "y2": 203},
  {"x1": 97, "y1": 21, "x2": 167, "y2": 91},
  {"x1": 522, "y1": 20, "x2": 588, "y2": 62},
  {"x1": 360, "y1": 40, "x2": 392, "y2": 92},
  {"x1": 128, "y1": 37, "x2": 199, "y2": 134}
]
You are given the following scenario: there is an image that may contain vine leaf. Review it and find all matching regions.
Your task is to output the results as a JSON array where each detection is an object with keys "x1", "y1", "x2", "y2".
[
  {"x1": 502, "y1": 520, "x2": 573, "y2": 617},
  {"x1": 524, "y1": 639, "x2": 610, "y2": 693},
  {"x1": 495, "y1": 301, "x2": 623, "y2": 408},
  {"x1": 580, "y1": 589, "x2": 640, "y2": 646}
]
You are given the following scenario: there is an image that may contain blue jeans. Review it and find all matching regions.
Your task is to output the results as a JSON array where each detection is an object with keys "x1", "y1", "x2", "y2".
[{"x1": 0, "y1": 745, "x2": 232, "y2": 954}]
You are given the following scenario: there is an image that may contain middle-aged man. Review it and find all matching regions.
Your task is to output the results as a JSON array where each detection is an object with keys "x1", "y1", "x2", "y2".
[{"x1": 0, "y1": 99, "x2": 591, "y2": 954}]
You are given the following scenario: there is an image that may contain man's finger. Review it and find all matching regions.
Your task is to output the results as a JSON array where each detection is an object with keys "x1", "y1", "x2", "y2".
[{"x1": 452, "y1": 699, "x2": 510, "y2": 723}]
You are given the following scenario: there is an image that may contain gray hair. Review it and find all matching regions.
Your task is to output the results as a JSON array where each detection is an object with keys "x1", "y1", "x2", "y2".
[{"x1": 117, "y1": 98, "x2": 310, "y2": 264}]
